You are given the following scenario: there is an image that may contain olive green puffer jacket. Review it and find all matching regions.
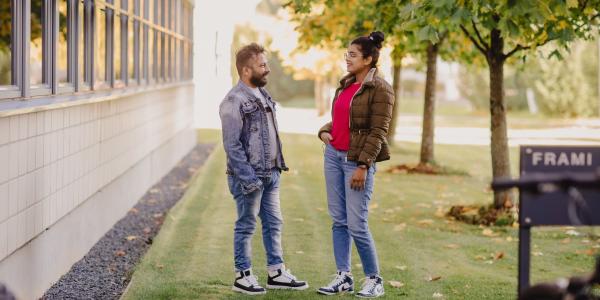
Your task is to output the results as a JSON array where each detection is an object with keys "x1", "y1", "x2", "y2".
[{"x1": 318, "y1": 68, "x2": 395, "y2": 167}]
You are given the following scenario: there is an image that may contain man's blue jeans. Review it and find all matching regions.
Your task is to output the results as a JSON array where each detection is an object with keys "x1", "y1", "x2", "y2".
[
  {"x1": 228, "y1": 169, "x2": 284, "y2": 272},
  {"x1": 324, "y1": 144, "x2": 380, "y2": 277}
]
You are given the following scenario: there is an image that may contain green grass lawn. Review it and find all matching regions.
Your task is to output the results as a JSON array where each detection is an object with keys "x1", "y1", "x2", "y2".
[{"x1": 122, "y1": 129, "x2": 599, "y2": 300}]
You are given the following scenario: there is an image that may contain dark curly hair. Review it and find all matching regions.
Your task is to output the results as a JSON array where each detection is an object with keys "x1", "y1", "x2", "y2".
[{"x1": 351, "y1": 31, "x2": 385, "y2": 68}]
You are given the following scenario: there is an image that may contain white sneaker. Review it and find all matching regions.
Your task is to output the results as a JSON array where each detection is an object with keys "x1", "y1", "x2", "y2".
[
  {"x1": 356, "y1": 276, "x2": 384, "y2": 298},
  {"x1": 266, "y1": 266, "x2": 309, "y2": 290},
  {"x1": 232, "y1": 269, "x2": 267, "y2": 295},
  {"x1": 317, "y1": 271, "x2": 354, "y2": 295}
]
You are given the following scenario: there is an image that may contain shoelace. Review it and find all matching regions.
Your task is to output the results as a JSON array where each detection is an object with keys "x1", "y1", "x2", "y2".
[
  {"x1": 245, "y1": 274, "x2": 260, "y2": 287},
  {"x1": 359, "y1": 277, "x2": 378, "y2": 293},
  {"x1": 326, "y1": 273, "x2": 347, "y2": 288},
  {"x1": 281, "y1": 269, "x2": 298, "y2": 281}
]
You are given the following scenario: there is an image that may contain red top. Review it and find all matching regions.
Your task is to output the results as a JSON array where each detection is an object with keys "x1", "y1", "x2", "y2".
[{"x1": 330, "y1": 82, "x2": 361, "y2": 151}]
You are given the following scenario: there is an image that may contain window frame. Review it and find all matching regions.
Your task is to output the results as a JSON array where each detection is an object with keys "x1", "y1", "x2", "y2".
[{"x1": 0, "y1": 0, "x2": 193, "y2": 102}]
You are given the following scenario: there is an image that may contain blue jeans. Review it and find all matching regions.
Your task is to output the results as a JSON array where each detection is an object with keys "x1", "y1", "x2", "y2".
[
  {"x1": 228, "y1": 169, "x2": 284, "y2": 272},
  {"x1": 324, "y1": 144, "x2": 380, "y2": 277}
]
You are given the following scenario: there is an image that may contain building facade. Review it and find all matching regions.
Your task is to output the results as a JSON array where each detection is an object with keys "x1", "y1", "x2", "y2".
[{"x1": 0, "y1": 1, "x2": 195, "y2": 298}]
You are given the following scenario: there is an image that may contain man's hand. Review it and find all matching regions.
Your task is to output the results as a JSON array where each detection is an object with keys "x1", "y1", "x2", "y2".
[
  {"x1": 320, "y1": 132, "x2": 333, "y2": 144},
  {"x1": 350, "y1": 167, "x2": 367, "y2": 191}
]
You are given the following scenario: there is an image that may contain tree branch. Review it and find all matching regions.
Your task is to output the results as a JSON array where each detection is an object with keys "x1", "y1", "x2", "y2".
[
  {"x1": 503, "y1": 38, "x2": 553, "y2": 59},
  {"x1": 460, "y1": 24, "x2": 487, "y2": 55},
  {"x1": 471, "y1": 19, "x2": 489, "y2": 50}
]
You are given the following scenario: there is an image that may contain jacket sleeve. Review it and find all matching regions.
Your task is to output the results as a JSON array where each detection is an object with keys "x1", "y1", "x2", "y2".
[
  {"x1": 317, "y1": 122, "x2": 333, "y2": 141},
  {"x1": 357, "y1": 83, "x2": 395, "y2": 167},
  {"x1": 219, "y1": 97, "x2": 262, "y2": 194}
]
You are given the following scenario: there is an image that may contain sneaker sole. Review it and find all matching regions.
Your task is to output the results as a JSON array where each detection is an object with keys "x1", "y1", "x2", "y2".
[
  {"x1": 266, "y1": 283, "x2": 309, "y2": 290},
  {"x1": 317, "y1": 289, "x2": 354, "y2": 296},
  {"x1": 356, "y1": 291, "x2": 385, "y2": 298},
  {"x1": 232, "y1": 286, "x2": 267, "y2": 295}
]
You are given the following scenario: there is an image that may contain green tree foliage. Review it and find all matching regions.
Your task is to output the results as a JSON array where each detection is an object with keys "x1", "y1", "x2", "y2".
[
  {"x1": 413, "y1": 0, "x2": 600, "y2": 208},
  {"x1": 534, "y1": 41, "x2": 599, "y2": 117}
]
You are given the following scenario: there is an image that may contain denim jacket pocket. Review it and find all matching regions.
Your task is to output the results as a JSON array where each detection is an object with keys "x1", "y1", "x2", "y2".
[{"x1": 241, "y1": 101, "x2": 259, "y2": 114}]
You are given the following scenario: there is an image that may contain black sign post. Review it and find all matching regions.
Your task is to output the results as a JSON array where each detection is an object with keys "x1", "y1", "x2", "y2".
[{"x1": 517, "y1": 146, "x2": 600, "y2": 295}]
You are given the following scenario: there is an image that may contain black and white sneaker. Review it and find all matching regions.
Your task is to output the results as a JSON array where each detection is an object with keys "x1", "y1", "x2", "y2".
[
  {"x1": 266, "y1": 266, "x2": 309, "y2": 290},
  {"x1": 317, "y1": 271, "x2": 354, "y2": 295},
  {"x1": 356, "y1": 276, "x2": 384, "y2": 298},
  {"x1": 232, "y1": 269, "x2": 267, "y2": 295}
]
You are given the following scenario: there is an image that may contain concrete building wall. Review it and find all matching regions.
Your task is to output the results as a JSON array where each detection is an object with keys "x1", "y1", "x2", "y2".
[{"x1": 0, "y1": 84, "x2": 196, "y2": 299}]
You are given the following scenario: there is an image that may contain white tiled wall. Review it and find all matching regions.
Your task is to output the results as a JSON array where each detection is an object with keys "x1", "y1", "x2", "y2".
[{"x1": 0, "y1": 86, "x2": 195, "y2": 263}]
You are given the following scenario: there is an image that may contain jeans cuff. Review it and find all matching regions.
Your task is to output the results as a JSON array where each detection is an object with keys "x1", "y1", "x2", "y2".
[{"x1": 267, "y1": 263, "x2": 284, "y2": 272}]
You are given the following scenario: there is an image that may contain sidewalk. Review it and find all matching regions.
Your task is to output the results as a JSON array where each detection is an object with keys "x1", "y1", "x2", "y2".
[{"x1": 198, "y1": 107, "x2": 600, "y2": 146}]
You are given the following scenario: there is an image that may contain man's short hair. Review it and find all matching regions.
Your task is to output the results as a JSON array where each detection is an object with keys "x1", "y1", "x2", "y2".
[{"x1": 235, "y1": 43, "x2": 266, "y2": 76}]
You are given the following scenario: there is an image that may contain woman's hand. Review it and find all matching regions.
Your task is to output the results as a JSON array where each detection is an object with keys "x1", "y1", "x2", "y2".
[
  {"x1": 320, "y1": 132, "x2": 333, "y2": 144},
  {"x1": 350, "y1": 167, "x2": 367, "y2": 191}
]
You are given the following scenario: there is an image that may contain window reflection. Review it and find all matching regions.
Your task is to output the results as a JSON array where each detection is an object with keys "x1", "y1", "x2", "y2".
[
  {"x1": 95, "y1": 2, "x2": 106, "y2": 86},
  {"x1": 0, "y1": 0, "x2": 12, "y2": 86},
  {"x1": 79, "y1": 0, "x2": 88, "y2": 86},
  {"x1": 128, "y1": 19, "x2": 134, "y2": 80},
  {"x1": 30, "y1": 0, "x2": 45, "y2": 87},
  {"x1": 58, "y1": 0, "x2": 69, "y2": 85},
  {"x1": 114, "y1": 7, "x2": 121, "y2": 81},
  {"x1": 148, "y1": 28, "x2": 154, "y2": 81}
]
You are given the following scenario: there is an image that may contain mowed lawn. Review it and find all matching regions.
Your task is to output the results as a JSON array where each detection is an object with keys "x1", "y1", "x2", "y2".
[{"x1": 122, "y1": 129, "x2": 598, "y2": 300}]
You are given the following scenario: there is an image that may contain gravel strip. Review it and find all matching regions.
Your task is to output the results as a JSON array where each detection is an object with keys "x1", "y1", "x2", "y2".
[{"x1": 43, "y1": 143, "x2": 215, "y2": 300}]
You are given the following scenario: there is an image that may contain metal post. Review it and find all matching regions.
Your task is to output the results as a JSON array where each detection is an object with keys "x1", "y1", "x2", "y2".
[{"x1": 518, "y1": 226, "x2": 531, "y2": 295}]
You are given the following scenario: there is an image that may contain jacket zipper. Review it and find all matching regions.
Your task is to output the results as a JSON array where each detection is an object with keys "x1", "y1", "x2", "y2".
[{"x1": 348, "y1": 83, "x2": 365, "y2": 129}]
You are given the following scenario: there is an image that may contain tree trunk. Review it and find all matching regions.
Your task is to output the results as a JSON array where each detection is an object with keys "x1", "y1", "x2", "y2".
[
  {"x1": 314, "y1": 76, "x2": 327, "y2": 116},
  {"x1": 597, "y1": 27, "x2": 600, "y2": 116},
  {"x1": 488, "y1": 29, "x2": 513, "y2": 209},
  {"x1": 419, "y1": 42, "x2": 438, "y2": 165},
  {"x1": 387, "y1": 62, "x2": 402, "y2": 146}
]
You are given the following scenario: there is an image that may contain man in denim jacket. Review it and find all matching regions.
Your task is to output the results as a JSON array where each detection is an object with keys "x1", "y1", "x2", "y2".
[{"x1": 219, "y1": 43, "x2": 308, "y2": 295}]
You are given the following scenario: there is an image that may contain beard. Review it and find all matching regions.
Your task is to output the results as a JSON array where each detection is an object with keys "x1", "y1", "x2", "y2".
[{"x1": 250, "y1": 70, "x2": 269, "y2": 87}]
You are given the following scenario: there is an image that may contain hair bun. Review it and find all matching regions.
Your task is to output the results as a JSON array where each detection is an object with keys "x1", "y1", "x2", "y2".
[{"x1": 369, "y1": 31, "x2": 385, "y2": 48}]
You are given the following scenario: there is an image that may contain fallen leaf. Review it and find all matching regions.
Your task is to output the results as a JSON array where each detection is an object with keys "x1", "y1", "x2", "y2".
[
  {"x1": 129, "y1": 208, "x2": 139, "y2": 214},
  {"x1": 369, "y1": 203, "x2": 379, "y2": 209},
  {"x1": 484, "y1": 260, "x2": 494, "y2": 264},
  {"x1": 395, "y1": 265, "x2": 408, "y2": 271},
  {"x1": 482, "y1": 229, "x2": 496, "y2": 237},
  {"x1": 566, "y1": 230, "x2": 580, "y2": 236},
  {"x1": 433, "y1": 292, "x2": 444, "y2": 298},
  {"x1": 475, "y1": 255, "x2": 486, "y2": 260},
  {"x1": 296, "y1": 251, "x2": 304, "y2": 254},
  {"x1": 582, "y1": 239, "x2": 591, "y2": 244},
  {"x1": 316, "y1": 207, "x2": 325, "y2": 212},
  {"x1": 143, "y1": 227, "x2": 152, "y2": 234},
  {"x1": 427, "y1": 275, "x2": 442, "y2": 281},
  {"x1": 394, "y1": 223, "x2": 407, "y2": 231},
  {"x1": 153, "y1": 213, "x2": 164, "y2": 219},
  {"x1": 115, "y1": 250, "x2": 126, "y2": 257},
  {"x1": 125, "y1": 235, "x2": 137, "y2": 241},
  {"x1": 150, "y1": 188, "x2": 160, "y2": 194},
  {"x1": 494, "y1": 252, "x2": 505, "y2": 260},
  {"x1": 417, "y1": 219, "x2": 434, "y2": 226},
  {"x1": 506, "y1": 237, "x2": 514, "y2": 242},
  {"x1": 389, "y1": 281, "x2": 404, "y2": 288},
  {"x1": 434, "y1": 207, "x2": 445, "y2": 218},
  {"x1": 444, "y1": 244, "x2": 459, "y2": 249},
  {"x1": 532, "y1": 251, "x2": 544, "y2": 256},
  {"x1": 156, "y1": 263, "x2": 164, "y2": 269}
]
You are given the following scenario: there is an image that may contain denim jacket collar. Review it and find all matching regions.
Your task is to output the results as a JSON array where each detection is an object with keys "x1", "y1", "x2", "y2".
[{"x1": 236, "y1": 81, "x2": 275, "y2": 107}]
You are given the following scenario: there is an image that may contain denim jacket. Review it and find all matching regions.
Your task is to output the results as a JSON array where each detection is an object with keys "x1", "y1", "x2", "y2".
[{"x1": 219, "y1": 81, "x2": 288, "y2": 194}]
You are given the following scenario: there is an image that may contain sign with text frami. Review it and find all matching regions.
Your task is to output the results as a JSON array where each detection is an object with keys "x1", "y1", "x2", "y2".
[{"x1": 519, "y1": 145, "x2": 600, "y2": 226}]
